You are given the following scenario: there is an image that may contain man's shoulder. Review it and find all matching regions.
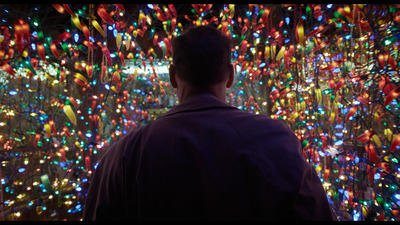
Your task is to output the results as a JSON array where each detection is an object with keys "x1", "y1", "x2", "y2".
[
  {"x1": 100, "y1": 123, "x2": 149, "y2": 155},
  {"x1": 156, "y1": 105, "x2": 289, "y2": 130},
  {"x1": 226, "y1": 109, "x2": 287, "y2": 125}
]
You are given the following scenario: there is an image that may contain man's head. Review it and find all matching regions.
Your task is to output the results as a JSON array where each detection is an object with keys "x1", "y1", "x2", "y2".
[{"x1": 170, "y1": 25, "x2": 233, "y2": 91}]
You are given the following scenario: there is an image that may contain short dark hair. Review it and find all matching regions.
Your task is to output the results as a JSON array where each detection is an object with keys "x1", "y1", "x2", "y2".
[{"x1": 171, "y1": 25, "x2": 232, "y2": 87}]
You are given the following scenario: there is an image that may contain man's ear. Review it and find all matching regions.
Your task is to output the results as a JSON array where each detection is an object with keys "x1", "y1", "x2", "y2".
[
  {"x1": 169, "y1": 64, "x2": 178, "y2": 88},
  {"x1": 226, "y1": 64, "x2": 234, "y2": 88}
]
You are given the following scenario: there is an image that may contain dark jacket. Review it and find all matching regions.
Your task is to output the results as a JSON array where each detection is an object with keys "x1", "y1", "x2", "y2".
[{"x1": 83, "y1": 93, "x2": 336, "y2": 221}]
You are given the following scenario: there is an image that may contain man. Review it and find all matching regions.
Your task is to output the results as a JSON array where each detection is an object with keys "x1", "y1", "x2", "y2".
[{"x1": 83, "y1": 25, "x2": 336, "y2": 221}]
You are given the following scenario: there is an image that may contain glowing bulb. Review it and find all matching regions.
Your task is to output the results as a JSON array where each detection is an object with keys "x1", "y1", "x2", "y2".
[{"x1": 74, "y1": 33, "x2": 79, "y2": 42}]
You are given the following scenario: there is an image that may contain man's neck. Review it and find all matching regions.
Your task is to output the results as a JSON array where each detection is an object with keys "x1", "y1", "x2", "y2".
[{"x1": 177, "y1": 83, "x2": 227, "y2": 103}]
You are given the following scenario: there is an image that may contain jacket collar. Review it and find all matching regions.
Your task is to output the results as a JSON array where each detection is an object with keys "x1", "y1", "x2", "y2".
[{"x1": 160, "y1": 92, "x2": 238, "y2": 118}]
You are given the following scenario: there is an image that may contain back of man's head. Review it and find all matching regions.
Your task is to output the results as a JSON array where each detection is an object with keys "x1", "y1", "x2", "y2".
[{"x1": 172, "y1": 25, "x2": 232, "y2": 87}]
